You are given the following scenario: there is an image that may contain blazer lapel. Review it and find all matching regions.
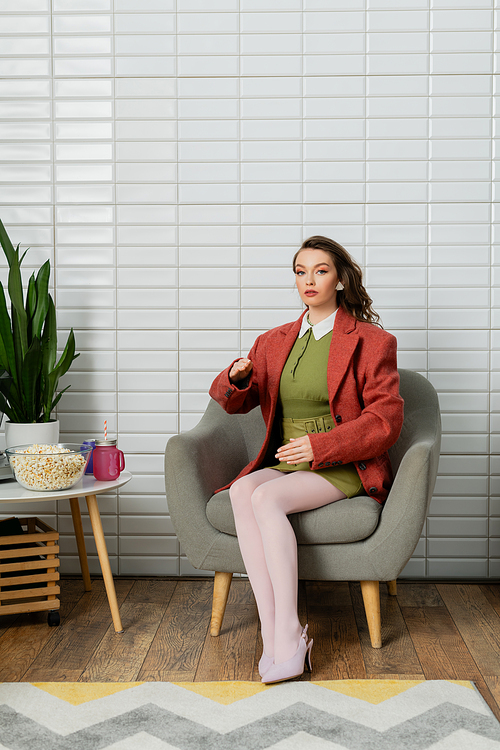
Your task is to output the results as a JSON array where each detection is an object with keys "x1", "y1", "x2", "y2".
[
  {"x1": 267, "y1": 312, "x2": 306, "y2": 403},
  {"x1": 270, "y1": 312, "x2": 305, "y2": 382},
  {"x1": 266, "y1": 307, "x2": 359, "y2": 406},
  {"x1": 327, "y1": 307, "x2": 359, "y2": 400}
]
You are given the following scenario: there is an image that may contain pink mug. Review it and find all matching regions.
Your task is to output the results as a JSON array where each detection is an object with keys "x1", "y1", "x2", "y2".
[{"x1": 93, "y1": 439, "x2": 125, "y2": 481}]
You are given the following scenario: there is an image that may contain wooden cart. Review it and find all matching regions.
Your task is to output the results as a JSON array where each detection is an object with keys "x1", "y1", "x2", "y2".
[{"x1": 0, "y1": 517, "x2": 60, "y2": 626}]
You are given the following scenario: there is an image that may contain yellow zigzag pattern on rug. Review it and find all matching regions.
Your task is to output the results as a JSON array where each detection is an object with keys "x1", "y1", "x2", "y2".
[{"x1": 0, "y1": 680, "x2": 498, "y2": 750}]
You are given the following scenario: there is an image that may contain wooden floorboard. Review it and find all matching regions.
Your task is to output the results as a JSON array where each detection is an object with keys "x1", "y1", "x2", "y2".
[
  {"x1": 196, "y1": 580, "x2": 258, "y2": 682},
  {"x1": 395, "y1": 582, "x2": 444, "y2": 608},
  {"x1": 0, "y1": 576, "x2": 499, "y2": 720},
  {"x1": 350, "y1": 582, "x2": 425, "y2": 680},
  {"x1": 437, "y1": 584, "x2": 500, "y2": 677},
  {"x1": 0, "y1": 578, "x2": 86, "y2": 682},
  {"x1": 22, "y1": 578, "x2": 134, "y2": 682},
  {"x1": 306, "y1": 582, "x2": 366, "y2": 680},
  {"x1": 402, "y1": 605, "x2": 482, "y2": 681},
  {"x1": 137, "y1": 579, "x2": 212, "y2": 682},
  {"x1": 79, "y1": 580, "x2": 177, "y2": 683}
]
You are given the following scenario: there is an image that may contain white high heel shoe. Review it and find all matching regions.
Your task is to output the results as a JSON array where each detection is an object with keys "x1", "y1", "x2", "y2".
[
  {"x1": 258, "y1": 652, "x2": 273, "y2": 678},
  {"x1": 261, "y1": 625, "x2": 313, "y2": 685}
]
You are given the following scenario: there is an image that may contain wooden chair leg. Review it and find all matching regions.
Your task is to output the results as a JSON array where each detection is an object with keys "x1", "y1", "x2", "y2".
[
  {"x1": 360, "y1": 580, "x2": 382, "y2": 649},
  {"x1": 210, "y1": 571, "x2": 233, "y2": 636},
  {"x1": 70, "y1": 496, "x2": 91, "y2": 592},
  {"x1": 86, "y1": 494, "x2": 124, "y2": 634},
  {"x1": 387, "y1": 580, "x2": 397, "y2": 596}
]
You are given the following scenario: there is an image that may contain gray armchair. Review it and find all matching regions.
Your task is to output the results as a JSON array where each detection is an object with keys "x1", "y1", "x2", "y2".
[{"x1": 165, "y1": 369, "x2": 441, "y2": 648}]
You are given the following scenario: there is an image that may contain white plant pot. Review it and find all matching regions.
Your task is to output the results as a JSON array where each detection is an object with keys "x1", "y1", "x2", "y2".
[{"x1": 4, "y1": 419, "x2": 60, "y2": 449}]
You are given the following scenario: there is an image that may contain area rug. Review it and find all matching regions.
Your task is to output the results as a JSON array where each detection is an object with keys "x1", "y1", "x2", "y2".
[{"x1": 1, "y1": 680, "x2": 500, "y2": 749}]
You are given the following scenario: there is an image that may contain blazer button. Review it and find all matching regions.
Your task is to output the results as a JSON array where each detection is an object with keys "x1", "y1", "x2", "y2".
[
  {"x1": 325, "y1": 461, "x2": 330, "y2": 467},
  {"x1": 359, "y1": 462, "x2": 366, "y2": 471},
  {"x1": 369, "y1": 487, "x2": 377, "y2": 494},
  {"x1": 335, "y1": 415, "x2": 342, "y2": 423},
  {"x1": 319, "y1": 463, "x2": 324, "y2": 468},
  {"x1": 225, "y1": 389, "x2": 232, "y2": 397}
]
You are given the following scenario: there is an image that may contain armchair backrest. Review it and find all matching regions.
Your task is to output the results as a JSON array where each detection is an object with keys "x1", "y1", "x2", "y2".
[
  {"x1": 388, "y1": 369, "x2": 441, "y2": 475},
  {"x1": 198, "y1": 400, "x2": 266, "y2": 491}
]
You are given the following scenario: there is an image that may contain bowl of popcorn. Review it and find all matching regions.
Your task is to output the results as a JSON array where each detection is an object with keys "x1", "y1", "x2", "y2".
[{"x1": 5, "y1": 443, "x2": 92, "y2": 491}]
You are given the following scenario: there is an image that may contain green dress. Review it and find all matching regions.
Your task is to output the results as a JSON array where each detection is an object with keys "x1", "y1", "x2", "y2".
[{"x1": 266, "y1": 327, "x2": 363, "y2": 498}]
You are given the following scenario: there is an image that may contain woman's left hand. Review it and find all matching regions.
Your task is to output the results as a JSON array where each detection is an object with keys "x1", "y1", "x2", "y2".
[{"x1": 276, "y1": 436, "x2": 314, "y2": 464}]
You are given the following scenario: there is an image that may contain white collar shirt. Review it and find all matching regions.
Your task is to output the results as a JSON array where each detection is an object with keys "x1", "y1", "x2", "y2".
[{"x1": 298, "y1": 308, "x2": 338, "y2": 341}]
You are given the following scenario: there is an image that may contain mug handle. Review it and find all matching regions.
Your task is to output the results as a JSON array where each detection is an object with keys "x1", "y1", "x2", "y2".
[{"x1": 118, "y1": 449, "x2": 125, "y2": 472}]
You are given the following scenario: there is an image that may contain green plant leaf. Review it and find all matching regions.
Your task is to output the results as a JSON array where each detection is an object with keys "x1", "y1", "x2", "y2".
[
  {"x1": 0, "y1": 284, "x2": 17, "y2": 384},
  {"x1": 0, "y1": 371, "x2": 20, "y2": 421},
  {"x1": 0, "y1": 388, "x2": 14, "y2": 423},
  {"x1": 2, "y1": 388, "x2": 23, "y2": 422},
  {"x1": 49, "y1": 329, "x2": 78, "y2": 386},
  {"x1": 0, "y1": 219, "x2": 16, "y2": 266},
  {"x1": 44, "y1": 329, "x2": 79, "y2": 417},
  {"x1": 41, "y1": 295, "x2": 57, "y2": 374},
  {"x1": 44, "y1": 383, "x2": 70, "y2": 421},
  {"x1": 21, "y1": 337, "x2": 42, "y2": 423},
  {"x1": 26, "y1": 273, "x2": 36, "y2": 340},
  {"x1": 26, "y1": 273, "x2": 36, "y2": 318},
  {"x1": 54, "y1": 329, "x2": 79, "y2": 380},
  {"x1": 8, "y1": 244, "x2": 28, "y2": 360},
  {"x1": 0, "y1": 219, "x2": 79, "y2": 422},
  {"x1": 31, "y1": 260, "x2": 50, "y2": 339},
  {"x1": 12, "y1": 313, "x2": 25, "y2": 387}
]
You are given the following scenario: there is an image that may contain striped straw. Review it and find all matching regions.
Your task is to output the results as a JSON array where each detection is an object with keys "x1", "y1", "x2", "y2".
[{"x1": 104, "y1": 420, "x2": 107, "y2": 441}]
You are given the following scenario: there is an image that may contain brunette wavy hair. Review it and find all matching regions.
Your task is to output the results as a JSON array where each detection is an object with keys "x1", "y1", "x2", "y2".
[{"x1": 293, "y1": 236, "x2": 381, "y2": 327}]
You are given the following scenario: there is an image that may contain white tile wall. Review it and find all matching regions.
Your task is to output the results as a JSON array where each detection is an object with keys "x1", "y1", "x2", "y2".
[{"x1": 0, "y1": 0, "x2": 498, "y2": 578}]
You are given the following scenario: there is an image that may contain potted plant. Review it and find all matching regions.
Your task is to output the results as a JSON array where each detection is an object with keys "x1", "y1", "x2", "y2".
[{"x1": 0, "y1": 219, "x2": 79, "y2": 447}]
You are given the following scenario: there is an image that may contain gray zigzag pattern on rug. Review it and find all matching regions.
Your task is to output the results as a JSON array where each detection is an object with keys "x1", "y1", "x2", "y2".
[{"x1": 2, "y1": 701, "x2": 500, "y2": 750}]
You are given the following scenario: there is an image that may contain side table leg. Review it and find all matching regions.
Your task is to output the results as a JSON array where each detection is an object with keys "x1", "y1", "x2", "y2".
[
  {"x1": 86, "y1": 494, "x2": 124, "y2": 633},
  {"x1": 69, "y1": 497, "x2": 91, "y2": 592}
]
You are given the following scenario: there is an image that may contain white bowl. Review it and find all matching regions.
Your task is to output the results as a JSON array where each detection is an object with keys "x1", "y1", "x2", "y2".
[{"x1": 5, "y1": 443, "x2": 92, "y2": 492}]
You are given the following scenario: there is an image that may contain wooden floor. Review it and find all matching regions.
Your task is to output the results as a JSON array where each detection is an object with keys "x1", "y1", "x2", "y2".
[{"x1": 2, "y1": 577, "x2": 500, "y2": 720}]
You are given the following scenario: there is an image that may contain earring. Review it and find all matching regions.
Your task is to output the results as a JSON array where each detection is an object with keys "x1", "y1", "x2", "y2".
[{"x1": 336, "y1": 281, "x2": 344, "y2": 291}]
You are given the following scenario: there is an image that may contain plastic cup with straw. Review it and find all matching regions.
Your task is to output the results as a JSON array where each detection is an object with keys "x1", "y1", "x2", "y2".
[{"x1": 93, "y1": 419, "x2": 125, "y2": 481}]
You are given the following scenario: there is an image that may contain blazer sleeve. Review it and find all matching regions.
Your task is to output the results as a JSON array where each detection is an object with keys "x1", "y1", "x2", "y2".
[
  {"x1": 209, "y1": 337, "x2": 262, "y2": 415},
  {"x1": 308, "y1": 333, "x2": 404, "y2": 467}
]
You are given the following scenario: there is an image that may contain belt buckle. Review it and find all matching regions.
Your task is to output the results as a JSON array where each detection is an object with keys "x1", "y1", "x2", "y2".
[{"x1": 305, "y1": 420, "x2": 315, "y2": 434}]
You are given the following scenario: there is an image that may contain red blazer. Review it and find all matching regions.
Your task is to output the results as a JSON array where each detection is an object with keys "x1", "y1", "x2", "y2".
[{"x1": 209, "y1": 306, "x2": 404, "y2": 504}]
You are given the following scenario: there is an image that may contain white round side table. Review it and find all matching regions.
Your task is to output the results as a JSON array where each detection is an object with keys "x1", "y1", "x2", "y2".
[{"x1": 0, "y1": 471, "x2": 132, "y2": 633}]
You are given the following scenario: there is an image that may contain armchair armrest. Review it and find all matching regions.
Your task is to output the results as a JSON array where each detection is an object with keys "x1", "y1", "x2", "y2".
[
  {"x1": 360, "y1": 405, "x2": 442, "y2": 580},
  {"x1": 164, "y1": 399, "x2": 252, "y2": 569}
]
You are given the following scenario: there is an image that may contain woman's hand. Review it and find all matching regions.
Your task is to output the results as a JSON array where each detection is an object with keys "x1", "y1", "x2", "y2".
[
  {"x1": 229, "y1": 358, "x2": 253, "y2": 383},
  {"x1": 276, "y1": 436, "x2": 314, "y2": 464}
]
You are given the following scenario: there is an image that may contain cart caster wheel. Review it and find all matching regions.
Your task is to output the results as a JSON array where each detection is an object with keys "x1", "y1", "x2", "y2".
[{"x1": 48, "y1": 611, "x2": 60, "y2": 627}]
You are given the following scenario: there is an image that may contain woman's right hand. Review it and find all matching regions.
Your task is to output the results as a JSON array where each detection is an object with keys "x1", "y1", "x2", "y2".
[{"x1": 229, "y1": 358, "x2": 253, "y2": 383}]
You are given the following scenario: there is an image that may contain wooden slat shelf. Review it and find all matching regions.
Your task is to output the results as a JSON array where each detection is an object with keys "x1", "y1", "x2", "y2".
[
  {"x1": 0, "y1": 517, "x2": 60, "y2": 621},
  {"x1": 0, "y1": 558, "x2": 61, "y2": 574}
]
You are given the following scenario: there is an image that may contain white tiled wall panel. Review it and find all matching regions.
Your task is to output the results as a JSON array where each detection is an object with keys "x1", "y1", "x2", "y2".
[{"x1": 0, "y1": 0, "x2": 499, "y2": 578}]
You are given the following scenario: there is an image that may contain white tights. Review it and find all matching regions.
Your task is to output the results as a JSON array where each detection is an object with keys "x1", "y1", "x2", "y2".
[{"x1": 229, "y1": 468, "x2": 346, "y2": 665}]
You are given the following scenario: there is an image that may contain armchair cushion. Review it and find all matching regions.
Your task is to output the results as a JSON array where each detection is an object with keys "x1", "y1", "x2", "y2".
[{"x1": 206, "y1": 490, "x2": 383, "y2": 544}]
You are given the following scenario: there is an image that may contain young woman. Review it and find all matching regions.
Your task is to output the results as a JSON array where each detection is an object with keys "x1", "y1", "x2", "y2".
[{"x1": 209, "y1": 236, "x2": 404, "y2": 684}]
